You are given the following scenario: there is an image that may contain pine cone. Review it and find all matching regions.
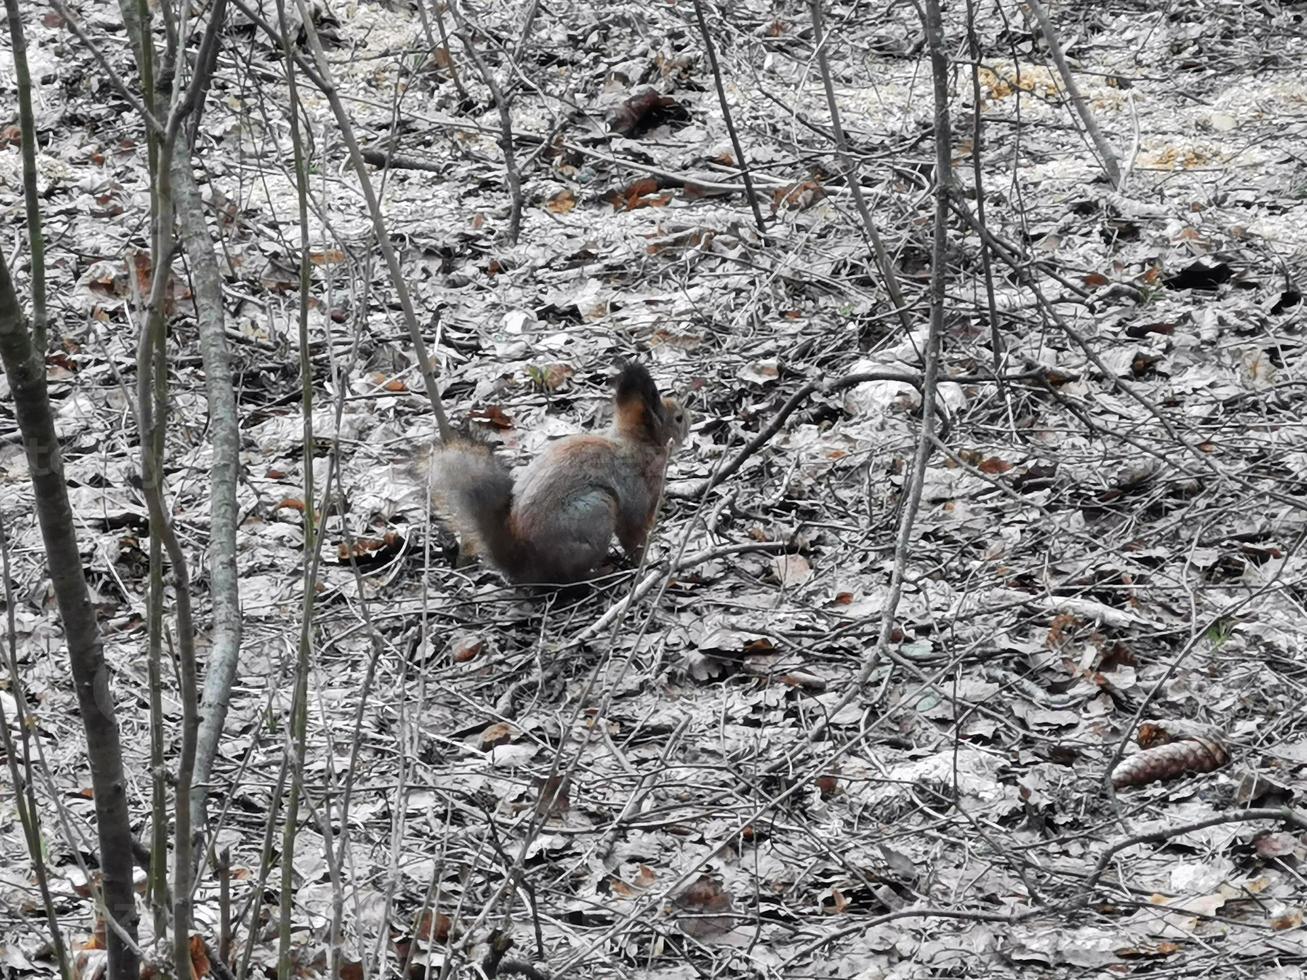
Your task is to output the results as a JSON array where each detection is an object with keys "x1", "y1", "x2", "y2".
[{"x1": 1111, "y1": 736, "x2": 1230, "y2": 789}]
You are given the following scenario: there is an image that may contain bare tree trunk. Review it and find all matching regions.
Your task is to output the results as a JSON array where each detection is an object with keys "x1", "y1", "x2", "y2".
[{"x1": 0, "y1": 252, "x2": 140, "y2": 980}]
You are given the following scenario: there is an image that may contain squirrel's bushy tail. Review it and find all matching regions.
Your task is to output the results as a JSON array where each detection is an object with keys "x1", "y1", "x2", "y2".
[{"x1": 421, "y1": 436, "x2": 527, "y2": 579}]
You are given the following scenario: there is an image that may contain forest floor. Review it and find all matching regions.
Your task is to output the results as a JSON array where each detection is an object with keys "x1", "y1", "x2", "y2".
[{"x1": 2, "y1": 0, "x2": 1307, "y2": 977}]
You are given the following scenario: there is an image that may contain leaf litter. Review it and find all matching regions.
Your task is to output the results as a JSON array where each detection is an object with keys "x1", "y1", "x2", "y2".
[{"x1": 1, "y1": 0, "x2": 1307, "y2": 977}]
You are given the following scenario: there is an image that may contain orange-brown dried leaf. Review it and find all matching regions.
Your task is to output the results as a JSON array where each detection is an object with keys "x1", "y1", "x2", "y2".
[
  {"x1": 450, "y1": 634, "x2": 485, "y2": 663},
  {"x1": 467, "y1": 405, "x2": 514, "y2": 429},
  {"x1": 606, "y1": 177, "x2": 659, "y2": 207},
  {"x1": 1046, "y1": 612, "x2": 1078, "y2": 648},
  {"x1": 814, "y1": 774, "x2": 839, "y2": 798},
  {"x1": 336, "y1": 533, "x2": 402, "y2": 562},
  {"x1": 546, "y1": 189, "x2": 576, "y2": 214},
  {"x1": 84, "y1": 908, "x2": 107, "y2": 948},
  {"x1": 479, "y1": 722, "x2": 517, "y2": 750},
  {"x1": 607, "y1": 90, "x2": 688, "y2": 137},
  {"x1": 677, "y1": 875, "x2": 731, "y2": 912},
  {"x1": 772, "y1": 179, "x2": 825, "y2": 211},
  {"x1": 366, "y1": 371, "x2": 409, "y2": 392},
  {"x1": 414, "y1": 910, "x2": 454, "y2": 943},
  {"x1": 822, "y1": 886, "x2": 849, "y2": 915},
  {"x1": 190, "y1": 935, "x2": 210, "y2": 979},
  {"x1": 1272, "y1": 910, "x2": 1303, "y2": 931},
  {"x1": 1136, "y1": 722, "x2": 1174, "y2": 749},
  {"x1": 780, "y1": 671, "x2": 826, "y2": 692}
]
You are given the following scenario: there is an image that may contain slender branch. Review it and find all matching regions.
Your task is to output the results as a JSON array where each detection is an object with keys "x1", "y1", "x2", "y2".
[
  {"x1": 808, "y1": 0, "x2": 953, "y2": 741},
  {"x1": 449, "y1": 3, "x2": 525, "y2": 244},
  {"x1": 962, "y1": 0, "x2": 1004, "y2": 379},
  {"x1": 809, "y1": 0, "x2": 912, "y2": 333},
  {"x1": 145, "y1": 0, "x2": 243, "y2": 839},
  {"x1": 1024, "y1": 0, "x2": 1121, "y2": 188},
  {"x1": 0, "y1": 522, "x2": 71, "y2": 980},
  {"x1": 228, "y1": 0, "x2": 454, "y2": 441},
  {"x1": 133, "y1": 99, "x2": 203, "y2": 980},
  {"x1": 690, "y1": 0, "x2": 768, "y2": 243},
  {"x1": 49, "y1": 0, "x2": 164, "y2": 133},
  {"x1": 275, "y1": 4, "x2": 316, "y2": 978},
  {"x1": 4, "y1": 0, "x2": 46, "y2": 352},
  {"x1": 1083, "y1": 807, "x2": 1307, "y2": 897}
]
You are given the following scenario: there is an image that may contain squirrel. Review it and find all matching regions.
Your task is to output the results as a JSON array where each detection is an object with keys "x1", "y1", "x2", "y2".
[{"x1": 422, "y1": 363, "x2": 689, "y2": 585}]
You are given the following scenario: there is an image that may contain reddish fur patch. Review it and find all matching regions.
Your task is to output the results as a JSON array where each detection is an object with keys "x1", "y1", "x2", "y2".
[{"x1": 615, "y1": 398, "x2": 655, "y2": 441}]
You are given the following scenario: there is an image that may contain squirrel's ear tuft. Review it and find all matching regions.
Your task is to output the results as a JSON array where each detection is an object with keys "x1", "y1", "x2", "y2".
[{"x1": 614, "y1": 361, "x2": 660, "y2": 411}]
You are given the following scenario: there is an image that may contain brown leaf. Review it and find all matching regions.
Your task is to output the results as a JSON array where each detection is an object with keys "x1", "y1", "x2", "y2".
[
  {"x1": 772, "y1": 179, "x2": 826, "y2": 211},
  {"x1": 479, "y1": 722, "x2": 517, "y2": 750},
  {"x1": 821, "y1": 886, "x2": 849, "y2": 915},
  {"x1": 607, "y1": 88, "x2": 689, "y2": 137},
  {"x1": 413, "y1": 910, "x2": 454, "y2": 943},
  {"x1": 1271, "y1": 910, "x2": 1303, "y2": 931},
  {"x1": 450, "y1": 634, "x2": 485, "y2": 663},
  {"x1": 189, "y1": 935, "x2": 210, "y2": 979},
  {"x1": 336, "y1": 533, "x2": 402, "y2": 562},
  {"x1": 606, "y1": 177, "x2": 673, "y2": 211},
  {"x1": 467, "y1": 405, "x2": 514, "y2": 429},
  {"x1": 673, "y1": 875, "x2": 734, "y2": 938},
  {"x1": 1045, "y1": 612, "x2": 1078, "y2": 648},
  {"x1": 780, "y1": 671, "x2": 826, "y2": 692},
  {"x1": 546, "y1": 189, "x2": 576, "y2": 214},
  {"x1": 534, "y1": 774, "x2": 571, "y2": 818},
  {"x1": 367, "y1": 371, "x2": 409, "y2": 392}
]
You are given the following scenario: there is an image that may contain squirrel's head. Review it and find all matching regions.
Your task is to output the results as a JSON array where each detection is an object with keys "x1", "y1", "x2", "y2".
[
  {"x1": 659, "y1": 396, "x2": 690, "y2": 448},
  {"x1": 615, "y1": 362, "x2": 690, "y2": 449}
]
